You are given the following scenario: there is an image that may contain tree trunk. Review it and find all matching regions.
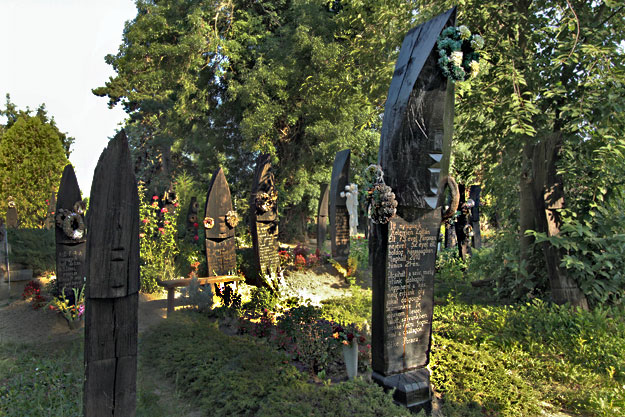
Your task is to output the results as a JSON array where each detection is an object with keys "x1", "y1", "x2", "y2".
[
  {"x1": 519, "y1": 140, "x2": 536, "y2": 278},
  {"x1": 532, "y1": 134, "x2": 588, "y2": 309}
]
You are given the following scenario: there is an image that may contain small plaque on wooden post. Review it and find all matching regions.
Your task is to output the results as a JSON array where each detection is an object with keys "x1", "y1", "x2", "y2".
[
  {"x1": 204, "y1": 168, "x2": 237, "y2": 276},
  {"x1": 317, "y1": 183, "x2": 329, "y2": 252},
  {"x1": 55, "y1": 164, "x2": 86, "y2": 298},
  {"x1": 250, "y1": 154, "x2": 279, "y2": 280},
  {"x1": 371, "y1": 7, "x2": 456, "y2": 412},
  {"x1": 6, "y1": 198, "x2": 17, "y2": 228},
  {"x1": 330, "y1": 149, "x2": 350, "y2": 259},
  {"x1": 84, "y1": 130, "x2": 140, "y2": 417}
]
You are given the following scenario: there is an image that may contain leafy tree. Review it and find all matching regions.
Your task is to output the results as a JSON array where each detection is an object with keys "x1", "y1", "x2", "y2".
[
  {"x1": 94, "y1": 0, "x2": 416, "y2": 240},
  {"x1": 0, "y1": 98, "x2": 71, "y2": 227},
  {"x1": 419, "y1": 0, "x2": 625, "y2": 305}
]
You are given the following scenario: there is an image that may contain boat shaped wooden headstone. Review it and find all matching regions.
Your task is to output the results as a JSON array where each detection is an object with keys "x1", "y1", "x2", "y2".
[
  {"x1": 6, "y1": 198, "x2": 17, "y2": 228},
  {"x1": 55, "y1": 164, "x2": 86, "y2": 297},
  {"x1": 84, "y1": 130, "x2": 139, "y2": 417},
  {"x1": 317, "y1": 183, "x2": 329, "y2": 252},
  {"x1": 250, "y1": 154, "x2": 280, "y2": 279},
  {"x1": 204, "y1": 168, "x2": 236, "y2": 276},
  {"x1": 371, "y1": 7, "x2": 456, "y2": 411},
  {"x1": 330, "y1": 149, "x2": 350, "y2": 259}
]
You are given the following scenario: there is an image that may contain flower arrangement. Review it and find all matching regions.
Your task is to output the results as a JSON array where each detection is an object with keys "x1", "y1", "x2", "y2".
[
  {"x1": 225, "y1": 210, "x2": 239, "y2": 228},
  {"x1": 48, "y1": 285, "x2": 85, "y2": 323},
  {"x1": 255, "y1": 190, "x2": 278, "y2": 213},
  {"x1": 437, "y1": 25, "x2": 483, "y2": 82},
  {"x1": 362, "y1": 164, "x2": 397, "y2": 224},
  {"x1": 332, "y1": 323, "x2": 366, "y2": 346},
  {"x1": 22, "y1": 280, "x2": 47, "y2": 310},
  {"x1": 203, "y1": 216, "x2": 215, "y2": 229}
]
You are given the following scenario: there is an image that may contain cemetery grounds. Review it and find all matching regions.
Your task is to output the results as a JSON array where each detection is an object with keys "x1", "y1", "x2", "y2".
[{"x1": 0, "y1": 236, "x2": 624, "y2": 417}]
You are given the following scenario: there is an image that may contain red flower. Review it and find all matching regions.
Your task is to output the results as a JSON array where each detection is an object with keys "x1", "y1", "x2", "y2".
[
  {"x1": 161, "y1": 207, "x2": 168, "y2": 213},
  {"x1": 142, "y1": 218, "x2": 149, "y2": 224},
  {"x1": 152, "y1": 195, "x2": 159, "y2": 200},
  {"x1": 193, "y1": 235, "x2": 199, "y2": 241},
  {"x1": 174, "y1": 202, "x2": 179, "y2": 207},
  {"x1": 193, "y1": 222, "x2": 199, "y2": 228},
  {"x1": 164, "y1": 220, "x2": 170, "y2": 225},
  {"x1": 158, "y1": 227, "x2": 165, "y2": 234}
]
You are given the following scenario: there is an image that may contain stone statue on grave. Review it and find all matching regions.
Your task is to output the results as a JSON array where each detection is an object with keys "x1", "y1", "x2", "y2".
[{"x1": 340, "y1": 183, "x2": 359, "y2": 236}]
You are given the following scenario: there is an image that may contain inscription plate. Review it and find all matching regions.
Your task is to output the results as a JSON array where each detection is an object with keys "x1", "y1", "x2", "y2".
[
  {"x1": 380, "y1": 213, "x2": 438, "y2": 373},
  {"x1": 57, "y1": 244, "x2": 86, "y2": 290},
  {"x1": 335, "y1": 206, "x2": 350, "y2": 257},
  {"x1": 205, "y1": 238, "x2": 236, "y2": 275},
  {"x1": 256, "y1": 221, "x2": 279, "y2": 275}
]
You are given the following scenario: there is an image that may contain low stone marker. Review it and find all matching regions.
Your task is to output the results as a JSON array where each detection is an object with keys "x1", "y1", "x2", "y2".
[
  {"x1": 370, "y1": 8, "x2": 456, "y2": 411},
  {"x1": 317, "y1": 183, "x2": 329, "y2": 252},
  {"x1": 204, "y1": 167, "x2": 237, "y2": 276},
  {"x1": 250, "y1": 154, "x2": 279, "y2": 280},
  {"x1": 84, "y1": 130, "x2": 139, "y2": 416},
  {"x1": 330, "y1": 149, "x2": 350, "y2": 259},
  {"x1": 55, "y1": 164, "x2": 86, "y2": 298}
]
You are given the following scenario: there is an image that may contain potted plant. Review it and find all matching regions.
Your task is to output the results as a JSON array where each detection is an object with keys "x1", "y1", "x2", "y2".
[
  {"x1": 48, "y1": 285, "x2": 85, "y2": 330},
  {"x1": 332, "y1": 323, "x2": 366, "y2": 380}
]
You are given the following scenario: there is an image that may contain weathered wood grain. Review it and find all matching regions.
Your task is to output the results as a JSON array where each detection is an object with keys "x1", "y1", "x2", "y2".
[
  {"x1": 329, "y1": 149, "x2": 350, "y2": 259},
  {"x1": 84, "y1": 129, "x2": 139, "y2": 417}
]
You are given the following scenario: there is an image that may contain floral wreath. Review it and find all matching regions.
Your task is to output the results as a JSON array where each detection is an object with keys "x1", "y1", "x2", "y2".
[
  {"x1": 56, "y1": 208, "x2": 85, "y2": 240},
  {"x1": 225, "y1": 210, "x2": 239, "y2": 228},
  {"x1": 203, "y1": 216, "x2": 215, "y2": 229},
  {"x1": 363, "y1": 165, "x2": 397, "y2": 224},
  {"x1": 7, "y1": 197, "x2": 15, "y2": 209},
  {"x1": 255, "y1": 190, "x2": 278, "y2": 213},
  {"x1": 437, "y1": 25, "x2": 483, "y2": 82}
]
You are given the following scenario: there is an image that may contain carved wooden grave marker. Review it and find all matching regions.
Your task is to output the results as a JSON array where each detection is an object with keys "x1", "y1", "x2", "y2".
[
  {"x1": 371, "y1": 8, "x2": 456, "y2": 411},
  {"x1": 55, "y1": 164, "x2": 87, "y2": 297},
  {"x1": 454, "y1": 184, "x2": 472, "y2": 259},
  {"x1": 469, "y1": 185, "x2": 482, "y2": 249},
  {"x1": 45, "y1": 191, "x2": 56, "y2": 230},
  {"x1": 204, "y1": 167, "x2": 237, "y2": 276},
  {"x1": 186, "y1": 196, "x2": 199, "y2": 242},
  {"x1": 84, "y1": 130, "x2": 139, "y2": 416},
  {"x1": 6, "y1": 197, "x2": 17, "y2": 228},
  {"x1": 250, "y1": 154, "x2": 279, "y2": 279},
  {"x1": 330, "y1": 149, "x2": 350, "y2": 259},
  {"x1": 317, "y1": 183, "x2": 329, "y2": 252}
]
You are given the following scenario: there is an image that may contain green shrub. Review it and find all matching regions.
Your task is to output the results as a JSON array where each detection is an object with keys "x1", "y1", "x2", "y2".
[
  {"x1": 6, "y1": 228, "x2": 55, "y2": 275},
  {"x1": 245, "y1": 286, "x2": 278, "y2": 315}
]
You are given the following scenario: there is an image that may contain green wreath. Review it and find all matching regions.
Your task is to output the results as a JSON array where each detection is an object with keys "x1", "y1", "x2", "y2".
[{"x1": 437, "y1": 25, "x2": 483, "y2": 82}]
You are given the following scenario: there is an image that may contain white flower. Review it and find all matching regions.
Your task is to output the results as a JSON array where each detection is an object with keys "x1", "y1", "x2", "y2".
[
  {"x1": 471, "y1": 34, "x2": 484, "y2": 50},
  {"x1": 458, "y1": 25, "x2": 471, "y2": 40},
  {"x1": 451, "y1": 51, "x2": 463, "y2": 67},
  {"x1": 470, "y1": 60, "x2": 480, "y2": 78}
]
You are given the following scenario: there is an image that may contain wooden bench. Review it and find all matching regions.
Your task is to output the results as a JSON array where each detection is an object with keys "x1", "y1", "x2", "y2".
[{"x1": 157, "y1": 275, "x2": 243, "y2": 317}]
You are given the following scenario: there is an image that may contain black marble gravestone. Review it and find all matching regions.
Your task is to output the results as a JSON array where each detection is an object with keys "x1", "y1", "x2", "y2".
[
  {"x1": 6, "y1": 198, "x2": 17, "y2": 228},
  {"x1": 370, "y1": 7, "x2": 456, "y2": 411},
  {"x1": 469, "y1": 185, "x2": 482, "y2": 249},
  {"x1": 317, "y1": 183, "x2": 329, "y2": 252},
  {"x1": 250, "y1": 154, "x2": 280, "y2": 279},
  {"x1": 330, "y1": 149, "x2": 350, "y2": 259},
  {"x1": 204, "y1": 168, "x2": 237, "y2": 276},
  {"x1": 55, "y1": 164, "x2": 87, "y2": 297}
]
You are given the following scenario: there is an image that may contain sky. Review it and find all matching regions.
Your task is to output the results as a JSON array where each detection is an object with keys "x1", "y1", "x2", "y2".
[{"x1": 0, "y1": 0, "x2": 138, "y2": 196}]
